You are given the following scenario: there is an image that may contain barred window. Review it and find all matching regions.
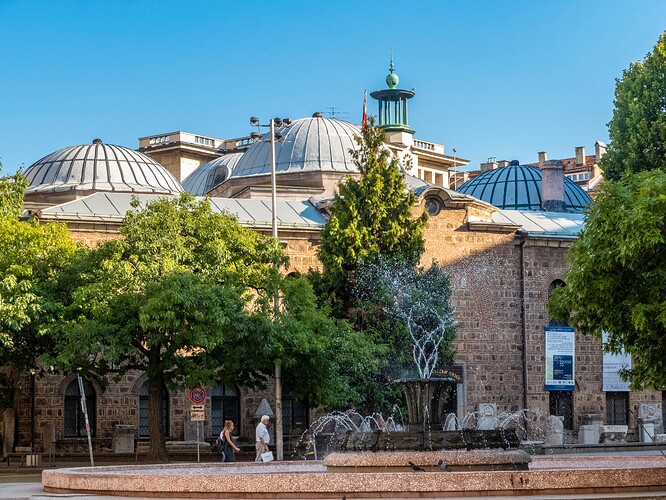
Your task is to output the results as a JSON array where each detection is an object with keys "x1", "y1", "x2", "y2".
[
  {"x1": 211, "y1": 384, "x2": 240, "y2": 436},
  {"x1": 138, "y1": 385, "x2": 169, "y2": 438},
  {"x1": 282, "y1": 389, "x2": 309, "y2": 437},
  {"x1": 64, "y1": 378, "x2": 96, "y2": 438},
  {"x1": 549, "y1": 391, "x2": 573, "y2": 430},
  {"x1": 606, "y1": 392, "x2": 629, "y2": 425}
]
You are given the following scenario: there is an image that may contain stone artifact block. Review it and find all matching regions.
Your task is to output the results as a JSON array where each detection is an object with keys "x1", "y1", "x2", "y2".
[
  {"x1": 184, "y1": 420, "x2": 205, "y2": 442},
  {"x1": 112, "y1": 425, "x2": 136, "y2": 453},
  {"x1": 599, "y1": 425, "x2": 628, "y2": 443},
  {"x1": 654, "y1": 434, "x2": 666, "y2": 443},
  {"x1": 638, "y1": 419, "x2": 655, "y2": 443},
  {"x1": 477, "y1": 403, "x2": 497, "y2": 430},
  {"x1": 545, "y1": 415, "x2": 564, "y2": 446},
  {"x1": 578, "y1": 425, "x2": 599, "y2": 444},
  {"x1": 639, "y1": 403, "x2": 663, "y2": 433}
]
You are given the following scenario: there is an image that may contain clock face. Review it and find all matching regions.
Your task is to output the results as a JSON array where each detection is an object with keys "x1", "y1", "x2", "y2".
[{"x1": 425, "y1": 197, "x2": 442, "y2": 216}]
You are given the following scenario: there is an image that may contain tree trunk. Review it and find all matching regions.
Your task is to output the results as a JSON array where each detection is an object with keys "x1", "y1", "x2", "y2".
[{"x1": 147, "y1": 361, "x2": 169, "y2": 462}]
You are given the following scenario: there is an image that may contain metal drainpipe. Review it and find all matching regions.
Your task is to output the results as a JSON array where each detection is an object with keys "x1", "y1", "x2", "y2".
[
  {"x1": 30, "y1": 373, "x2": 36, "y2": 451},
  {"x1": 516, "y1": 229, "x2": 529, "y2": 411}
]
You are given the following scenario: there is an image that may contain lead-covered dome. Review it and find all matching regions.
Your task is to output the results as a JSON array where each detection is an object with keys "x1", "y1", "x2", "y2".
[
  {"x1": 457, "y1": 163, "x2": 592, "y2": 211},
  {"x1": 24, "y1": 140, "x2": 183, "y2": 196},
  {"x1": 231, "y1": 115, "x2": 360, "y2": 178},
  {"x1": 182, "y1": 153, "x2": 243, "y2": 196}
]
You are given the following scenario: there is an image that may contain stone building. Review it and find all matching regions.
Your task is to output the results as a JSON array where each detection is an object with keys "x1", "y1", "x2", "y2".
[{"x1": 6, "y1": 65, "x2": 664, "y2": 459}]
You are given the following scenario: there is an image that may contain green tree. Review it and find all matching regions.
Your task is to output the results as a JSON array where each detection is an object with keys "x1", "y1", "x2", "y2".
[
  {"x1": 549, "y1": 170, "x2": 666, "y2": 388},
  {"x1": 55, "y1": 194, "x2": 282, "y2": 461},
  {"x1": 318, "y1": 121, "x2": 428, "y2": 312},
  {"x1": 268, "y1": 276, "x2": 386, "y2": 409},
  {"x1": 602, "y1": 32, "x2": 666, "y2": 181},
  {"x1": 0, "y1": 166, "x2": 77, "y2": 380}
]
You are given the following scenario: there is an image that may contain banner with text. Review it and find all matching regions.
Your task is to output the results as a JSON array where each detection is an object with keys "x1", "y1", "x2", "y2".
[
  {"x1": 602, "y1": 331, "x2": 631, "y2": 392},
  {"x1": 545, "y1": 326, "x2": 575, "y2": 391}
]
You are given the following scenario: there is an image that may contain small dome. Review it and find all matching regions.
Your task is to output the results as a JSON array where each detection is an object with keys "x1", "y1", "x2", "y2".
[
  {"x1": 457, "y1": 164, "x2": 592, "y2": 211},
  {"x1": 182, "y1": 153, "x2": 243, "y2": 196},
  {"x1": 231, "y1": 117, "x2": 361, "y2": 178},
  {"x1": 24, "y1": 141, "x2": 182, "y2": 195}
]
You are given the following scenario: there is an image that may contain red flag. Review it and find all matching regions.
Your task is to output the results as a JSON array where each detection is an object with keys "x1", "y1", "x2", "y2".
[{"x1": 362, "y1": 89, "x2": 368, "y2": 129}]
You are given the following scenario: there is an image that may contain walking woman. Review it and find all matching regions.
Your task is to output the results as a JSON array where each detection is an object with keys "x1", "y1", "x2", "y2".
[{"x1": 220, "y1": 420, "x2": 241, "y2": 462}]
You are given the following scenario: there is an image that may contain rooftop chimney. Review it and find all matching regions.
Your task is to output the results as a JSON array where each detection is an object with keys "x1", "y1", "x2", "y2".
[
  {"x1": 595, "y1": 141, "x2": 607, "y2": 162},
  {"x1": 541, "y1": 160, "x2": 566, "y2": 212},
  {"x1": 538, "y1": 151, "x2": 547, "y2": 167},
  {"x1": 497, "y1": 160, "x2": 511, "y2": 167},
  {"x1": 575, "y1": 146, "x2": 586, "y2": 166},
  {"x1": 481, "y1": 160, "x2": 499, "y2": 172}
]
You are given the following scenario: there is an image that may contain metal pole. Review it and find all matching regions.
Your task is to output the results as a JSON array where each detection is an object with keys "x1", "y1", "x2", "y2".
[
  {"x1": 452, "y1": 149, "x2": 457, "y2": 190},
  {"x1": 77, "y1": 375, "x2": 94, "y2": 467},
  {"x1": 270, "y1": 119, "x2": 284, "y2": 461},
  {"x1": 196, "y1": 422, "x2": 200, "y2": 463}
]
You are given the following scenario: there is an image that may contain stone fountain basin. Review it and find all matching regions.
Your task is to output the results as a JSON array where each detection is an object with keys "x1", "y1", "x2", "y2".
[{"x1": 324, "y1": 449, "x2": 531, "y2": 472}]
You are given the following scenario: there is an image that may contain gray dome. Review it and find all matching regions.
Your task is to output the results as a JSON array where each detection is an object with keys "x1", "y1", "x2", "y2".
[
  {"x1": 231, "y1": 116, "x2": 361, "y2": 178},
  {"x1": 182, "y1": 153, "x2": 243, "y2": 196},
  {"x1": 24, "y1": 140, "x2": 183, "y2": 195},
  {"x1": 457, "y1": 164, "x2": 592, "y2": 211}
]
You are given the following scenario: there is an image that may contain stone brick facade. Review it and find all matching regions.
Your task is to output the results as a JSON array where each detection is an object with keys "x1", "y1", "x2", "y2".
[{"x1": 9, "y1": 194, "x2": 664, "y2": 453}]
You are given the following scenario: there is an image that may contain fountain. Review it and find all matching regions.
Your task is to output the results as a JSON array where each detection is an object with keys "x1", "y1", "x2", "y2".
[
  {"x1": 41, "y1": 259, "x2": 666, "y2": 497},
  {"x1": 320, "y1": 258, "x2": 531, "y2": 472}
]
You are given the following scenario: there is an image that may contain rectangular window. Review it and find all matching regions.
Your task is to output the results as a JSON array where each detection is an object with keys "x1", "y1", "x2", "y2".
[
  {"x1": 549, "y1": 391, "x2": 574, "y2": 430},
  {"x1": 606, "y1": 392, "x2": 629, "y2": 425}
]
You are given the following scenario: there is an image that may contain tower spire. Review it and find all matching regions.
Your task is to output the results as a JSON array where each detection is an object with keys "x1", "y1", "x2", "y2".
[{"x1": 371, "y1": 54, "x2": 415, "y2": 133}]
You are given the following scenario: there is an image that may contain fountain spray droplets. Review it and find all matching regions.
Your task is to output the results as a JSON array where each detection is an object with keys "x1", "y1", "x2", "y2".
[{"x1": 353, "y1": 255, "x2": 457, "y2": 379}]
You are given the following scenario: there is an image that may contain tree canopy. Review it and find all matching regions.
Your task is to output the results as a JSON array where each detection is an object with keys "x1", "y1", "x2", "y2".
[
  {"x1": 0, "y1": 167, "x2": 77, "y2": 375},
  {"x1": 54, "y1": 193, "x2": 379, "y2": 459},
  {"x1": 53, "y1": 194, "x2": 282, "y2": 460},
  {"x1": 318, "y1": 121, "x2": 428, "y2": 311},
  {"x1": 548, "y1": 169, "x2": 666, "y2": 388},
  {"x1": 602, "y1": 32, "x2": 666, "y2": 181}
]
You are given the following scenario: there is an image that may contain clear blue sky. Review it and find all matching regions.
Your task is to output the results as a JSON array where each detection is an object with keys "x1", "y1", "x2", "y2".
[{"x1": 1, "y1": 0, "x2": 665, "y2": 175}]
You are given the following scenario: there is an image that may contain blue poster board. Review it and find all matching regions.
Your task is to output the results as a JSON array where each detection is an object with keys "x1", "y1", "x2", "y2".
[{"x1": 545, "y1": 326, "x2": 575, "y2": 391}]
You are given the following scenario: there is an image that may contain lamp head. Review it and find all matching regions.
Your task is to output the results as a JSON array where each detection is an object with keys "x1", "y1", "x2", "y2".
[
  {"x1": 283, "y1": 118, "x2": 291, "y2": 126},
  {"x1": 250, "y1": 131, "x2": 261, "y2": 140},
  {"x1": 274, "y1": 131, "x2": 283, "y2": 140},
  {"x1": 250, "y1": 116, "x2": 260, "y2": 126},
  {"x1": 273, "y1": 117, "x2": 283, "y2": 127}
]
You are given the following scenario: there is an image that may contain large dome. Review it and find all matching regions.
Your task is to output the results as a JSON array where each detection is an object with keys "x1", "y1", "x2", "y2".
[
  {"x1": 182, "y1": 153, "x2": 243, "y2": 196},
  {"x1": 457, "y1": 163, "x2": 592, "y2": 212},
  {"x1": 231, "y1": 115, "x2": 361, "y2": 178},
  {"x1": 24, "y1": 140, "x2": 183, "y2": 196}
]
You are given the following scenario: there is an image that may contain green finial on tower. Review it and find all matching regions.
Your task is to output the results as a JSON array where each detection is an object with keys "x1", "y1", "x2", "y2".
[{"x1": 386, "y1": 50, "x2": 399, "y2": 89}]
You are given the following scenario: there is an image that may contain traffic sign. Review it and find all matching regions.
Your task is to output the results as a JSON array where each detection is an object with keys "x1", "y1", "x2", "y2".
[
  {"x1": 190, "y1": 410, "x2": 205, "y2": 421},
  {"x1": 190, "y1": 404, "x2": 204, "y2": 411},
  {"x1": 188, "y1": 387, "x2": 206, "y2": 404}
]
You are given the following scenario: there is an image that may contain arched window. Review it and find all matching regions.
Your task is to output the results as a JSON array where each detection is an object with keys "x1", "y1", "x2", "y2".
[
  {"x1": 138, "y1": 385, "x2": 169, "y2": 438},
  {"x1": 64, "y1": 378, "x2": 96, "y2": 438},
  {"x1": 548, "y1": 279, "x2": 569, "y2": 327},
  {"x1": 211, "y1": 384, "x2": 240, "y2": 435},
  {"x1": 282, "y1": 389, "x2": 309, "y2": 437}
]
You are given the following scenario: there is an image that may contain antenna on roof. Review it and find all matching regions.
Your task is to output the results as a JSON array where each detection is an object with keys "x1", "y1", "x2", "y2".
[{"x1": 325, "y1": 107, "x2": 350, "y2": 120}]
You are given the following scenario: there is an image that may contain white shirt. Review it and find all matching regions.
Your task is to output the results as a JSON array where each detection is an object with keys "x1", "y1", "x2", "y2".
[{"x1": 256, "y1": 421, "x2": 270, "y2": 444}]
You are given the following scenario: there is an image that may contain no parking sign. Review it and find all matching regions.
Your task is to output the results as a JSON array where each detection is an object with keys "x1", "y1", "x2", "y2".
[{"x1": 189, "y1": 386, "x2": 206, "y2": 404}]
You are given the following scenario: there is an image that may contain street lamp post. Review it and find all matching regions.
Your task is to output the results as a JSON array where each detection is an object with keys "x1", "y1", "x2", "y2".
[
  {"x1": 452, "y1": 148, "x2": 458, "y2": 191},
  {"x1": 250, "y1": 116, "x2": 290, "y2": 461}
]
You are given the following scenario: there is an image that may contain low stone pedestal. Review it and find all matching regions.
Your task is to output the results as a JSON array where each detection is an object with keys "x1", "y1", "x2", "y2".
[
  {"x1": 639, "y1": 419, "x2": 655, "y2": 443},
  {"x1": 600, "y1": 425, "x2": 628, "y2": 443},
  {"x1": 112, "y1": 425, "x2": 136, "y2": 453},
  {"x1": 578, "y1": 425, "x2": 599, "y2": 444},
  {"x1": 24, "y1": 454, "x2": 42, "y2": 466}
]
